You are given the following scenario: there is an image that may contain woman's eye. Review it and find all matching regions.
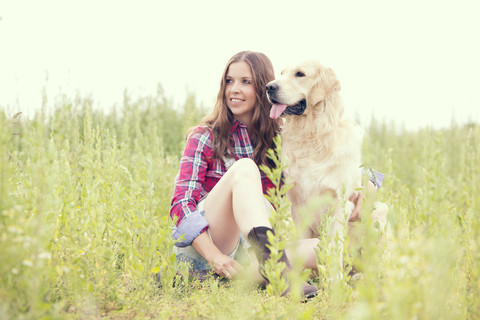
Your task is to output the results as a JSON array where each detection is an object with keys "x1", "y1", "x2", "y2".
[
  {"x1": 295, "y1": 71, "x2": 305, "y2": 77},
  {"x1": 225, "y1": 79, "x2": 232, "y2": 83},
  {"x1": 243, "y1": 79, "x2": 251, "y2": 84}
]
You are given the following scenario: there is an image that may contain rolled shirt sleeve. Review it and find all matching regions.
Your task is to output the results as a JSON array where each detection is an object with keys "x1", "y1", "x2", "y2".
[{"x1": 172, "y1": 210, "x2": 209, "y2": 247}]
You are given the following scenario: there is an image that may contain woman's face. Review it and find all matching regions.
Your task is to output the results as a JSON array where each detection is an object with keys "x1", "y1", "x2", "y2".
[{"x1": 225, "y1": 61, "x2": 257, "y2": 127}]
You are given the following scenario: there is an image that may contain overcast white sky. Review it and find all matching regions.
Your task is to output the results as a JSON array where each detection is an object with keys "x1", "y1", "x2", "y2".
[{"x1": 1, "y1": 0, "x2": 479, "y2": 130}]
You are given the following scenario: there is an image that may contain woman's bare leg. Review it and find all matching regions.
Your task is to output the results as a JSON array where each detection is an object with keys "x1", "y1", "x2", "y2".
[{"x1": 204, "y1": 158, "x2": 271, "y2": 255}]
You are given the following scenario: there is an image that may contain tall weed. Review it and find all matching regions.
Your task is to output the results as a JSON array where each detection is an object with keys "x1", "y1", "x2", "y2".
[{"x1": 1, "y1": 91, "x2": 479, "y2": 319}]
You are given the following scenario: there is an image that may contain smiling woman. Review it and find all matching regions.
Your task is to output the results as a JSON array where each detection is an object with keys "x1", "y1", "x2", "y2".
[
  {"x1": 225, "y1": 61, "x2": 257, "y2": 127},
  {"x1": 169, "y1": 50, "x2": 319, "y2": 299}
]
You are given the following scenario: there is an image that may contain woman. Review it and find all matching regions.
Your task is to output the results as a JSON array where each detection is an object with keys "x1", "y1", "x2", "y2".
[{"x1": 169, "y1": 51, "x2": 378, "y2": 298}]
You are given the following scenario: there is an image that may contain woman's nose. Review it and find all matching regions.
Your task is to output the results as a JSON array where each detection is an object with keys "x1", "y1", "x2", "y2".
[{"x1": 231, "y1": 81, "x2": 241, "y2": 93}]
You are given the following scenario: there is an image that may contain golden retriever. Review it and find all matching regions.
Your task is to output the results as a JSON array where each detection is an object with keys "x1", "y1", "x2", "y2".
[{"x1": 266, "y1": 60, "x2": 387, "y2": 277}]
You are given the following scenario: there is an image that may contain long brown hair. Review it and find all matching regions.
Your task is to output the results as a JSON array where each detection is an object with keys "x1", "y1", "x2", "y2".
[{"x1": 189, "y1": 51, "x2": 280, "y2": 167}]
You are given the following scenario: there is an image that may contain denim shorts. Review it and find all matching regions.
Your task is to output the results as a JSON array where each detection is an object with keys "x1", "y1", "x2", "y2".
[{"x1": 174, "y1": 197, "x2": 274, "y2": 271}]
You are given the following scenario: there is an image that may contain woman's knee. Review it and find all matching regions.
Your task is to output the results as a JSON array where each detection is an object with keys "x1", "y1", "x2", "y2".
[{"x1": 230, "y1": 158, "x2": 261, "y2": 182}]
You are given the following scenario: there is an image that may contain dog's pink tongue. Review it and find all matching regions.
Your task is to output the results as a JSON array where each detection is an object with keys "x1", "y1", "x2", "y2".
[{"x1": 270, "y1": 104, "x2": 288, "y2": 119}]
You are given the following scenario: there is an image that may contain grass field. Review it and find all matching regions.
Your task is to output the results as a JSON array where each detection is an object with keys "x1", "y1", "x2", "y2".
[{"x1": 1, "y1": 92, "x2": 479, "y2": 319}]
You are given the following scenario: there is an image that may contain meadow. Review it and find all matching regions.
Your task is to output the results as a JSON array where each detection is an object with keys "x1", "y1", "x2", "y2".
[{"x1": 0, "y1": 90, "x2": 479, "y2": 319}]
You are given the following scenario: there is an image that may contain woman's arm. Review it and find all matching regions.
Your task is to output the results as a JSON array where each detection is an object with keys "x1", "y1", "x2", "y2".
[
  {"x1": 170, "y1": 129, "x2": 212, "y2": 246},
  {"x1": 349, "y1": 179, "x2": 378, "y2": 222}
]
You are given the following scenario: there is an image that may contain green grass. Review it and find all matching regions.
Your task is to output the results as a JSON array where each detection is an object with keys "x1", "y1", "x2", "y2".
[{"x1": 1, "y1": 91, "x2": 479, "y2": 319}]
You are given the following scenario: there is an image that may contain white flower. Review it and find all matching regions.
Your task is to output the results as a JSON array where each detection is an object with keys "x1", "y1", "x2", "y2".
[
  {"x1": 38, "y1": 251, "x2": 51, "y2": 259},
  {"x1": 22, "y1": 260, "x2": 33, "y2": 267}
]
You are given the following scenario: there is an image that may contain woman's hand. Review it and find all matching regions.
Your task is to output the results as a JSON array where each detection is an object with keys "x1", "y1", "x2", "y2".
[
  {"x1": 348, "y1": 180, "x2": 377, "y2": 222},
  {"x1": 192, "y1": 232, "x2": 243, "y2": 279},
  {"x1": 208, "y1": 251, "x2": 243, "y2": 279}
]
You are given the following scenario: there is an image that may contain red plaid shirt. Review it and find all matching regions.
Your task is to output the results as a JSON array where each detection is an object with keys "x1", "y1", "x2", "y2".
[{"x1": 170, "y1": 120, "x2": 275, "y2": 247}]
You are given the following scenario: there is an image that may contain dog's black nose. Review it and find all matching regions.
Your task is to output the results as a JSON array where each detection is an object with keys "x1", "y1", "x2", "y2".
[{"x1": 266, "y1": 83, "x2": 278, "y2": 93}]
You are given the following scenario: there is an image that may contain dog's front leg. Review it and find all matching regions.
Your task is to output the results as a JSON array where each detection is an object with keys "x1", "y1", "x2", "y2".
[
  {"x1": 328, "y1": 205, "x2": 346, "y2": 280},
  {"x1": 329, "y1": 194, "x2": 356, "y2": 280}
]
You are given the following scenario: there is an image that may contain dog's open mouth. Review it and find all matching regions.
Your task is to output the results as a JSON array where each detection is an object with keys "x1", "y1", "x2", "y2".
[{"x1": 269, "y1": 99, "x2": 307, "y2": 119}]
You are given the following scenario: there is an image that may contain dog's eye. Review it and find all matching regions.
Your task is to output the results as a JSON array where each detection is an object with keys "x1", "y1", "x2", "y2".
[{"x1": 295, "y1": 71, "x2": 305, "y2": 78}]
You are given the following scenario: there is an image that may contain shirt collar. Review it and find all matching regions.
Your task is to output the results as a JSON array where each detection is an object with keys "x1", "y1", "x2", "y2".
[{"x1": 230, "y1": 119, "x2": 247, "y2": 134}]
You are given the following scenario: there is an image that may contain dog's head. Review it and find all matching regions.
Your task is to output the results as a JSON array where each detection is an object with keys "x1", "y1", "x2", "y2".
[{"x1": 266, "y1": 60, "x2": 341, "y2": 119}]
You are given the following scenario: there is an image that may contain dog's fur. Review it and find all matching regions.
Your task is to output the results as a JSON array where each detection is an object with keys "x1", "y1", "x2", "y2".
[
  {"x1": 266, "y1": 61, "x2": 377, "y2": 276},
  {"x1": 267, "y1": 61, "x2": 363, "y2": 237}
]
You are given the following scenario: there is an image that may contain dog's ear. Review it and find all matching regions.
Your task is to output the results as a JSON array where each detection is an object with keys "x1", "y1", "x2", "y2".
[
  {"x1": 308, "y1": 79, "x2": 326, "y2": 107},
  {"x1": 308, "y1": 68, "x2": 341, "y2": 106},
  {"x1": 325, "y1": 67, "x2": 341, "y2": 93}
]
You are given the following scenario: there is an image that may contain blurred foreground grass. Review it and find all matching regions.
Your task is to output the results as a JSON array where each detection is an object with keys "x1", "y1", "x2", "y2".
[{"x1": 1, "y1": 92, "x2": 479, "y2": 319}]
